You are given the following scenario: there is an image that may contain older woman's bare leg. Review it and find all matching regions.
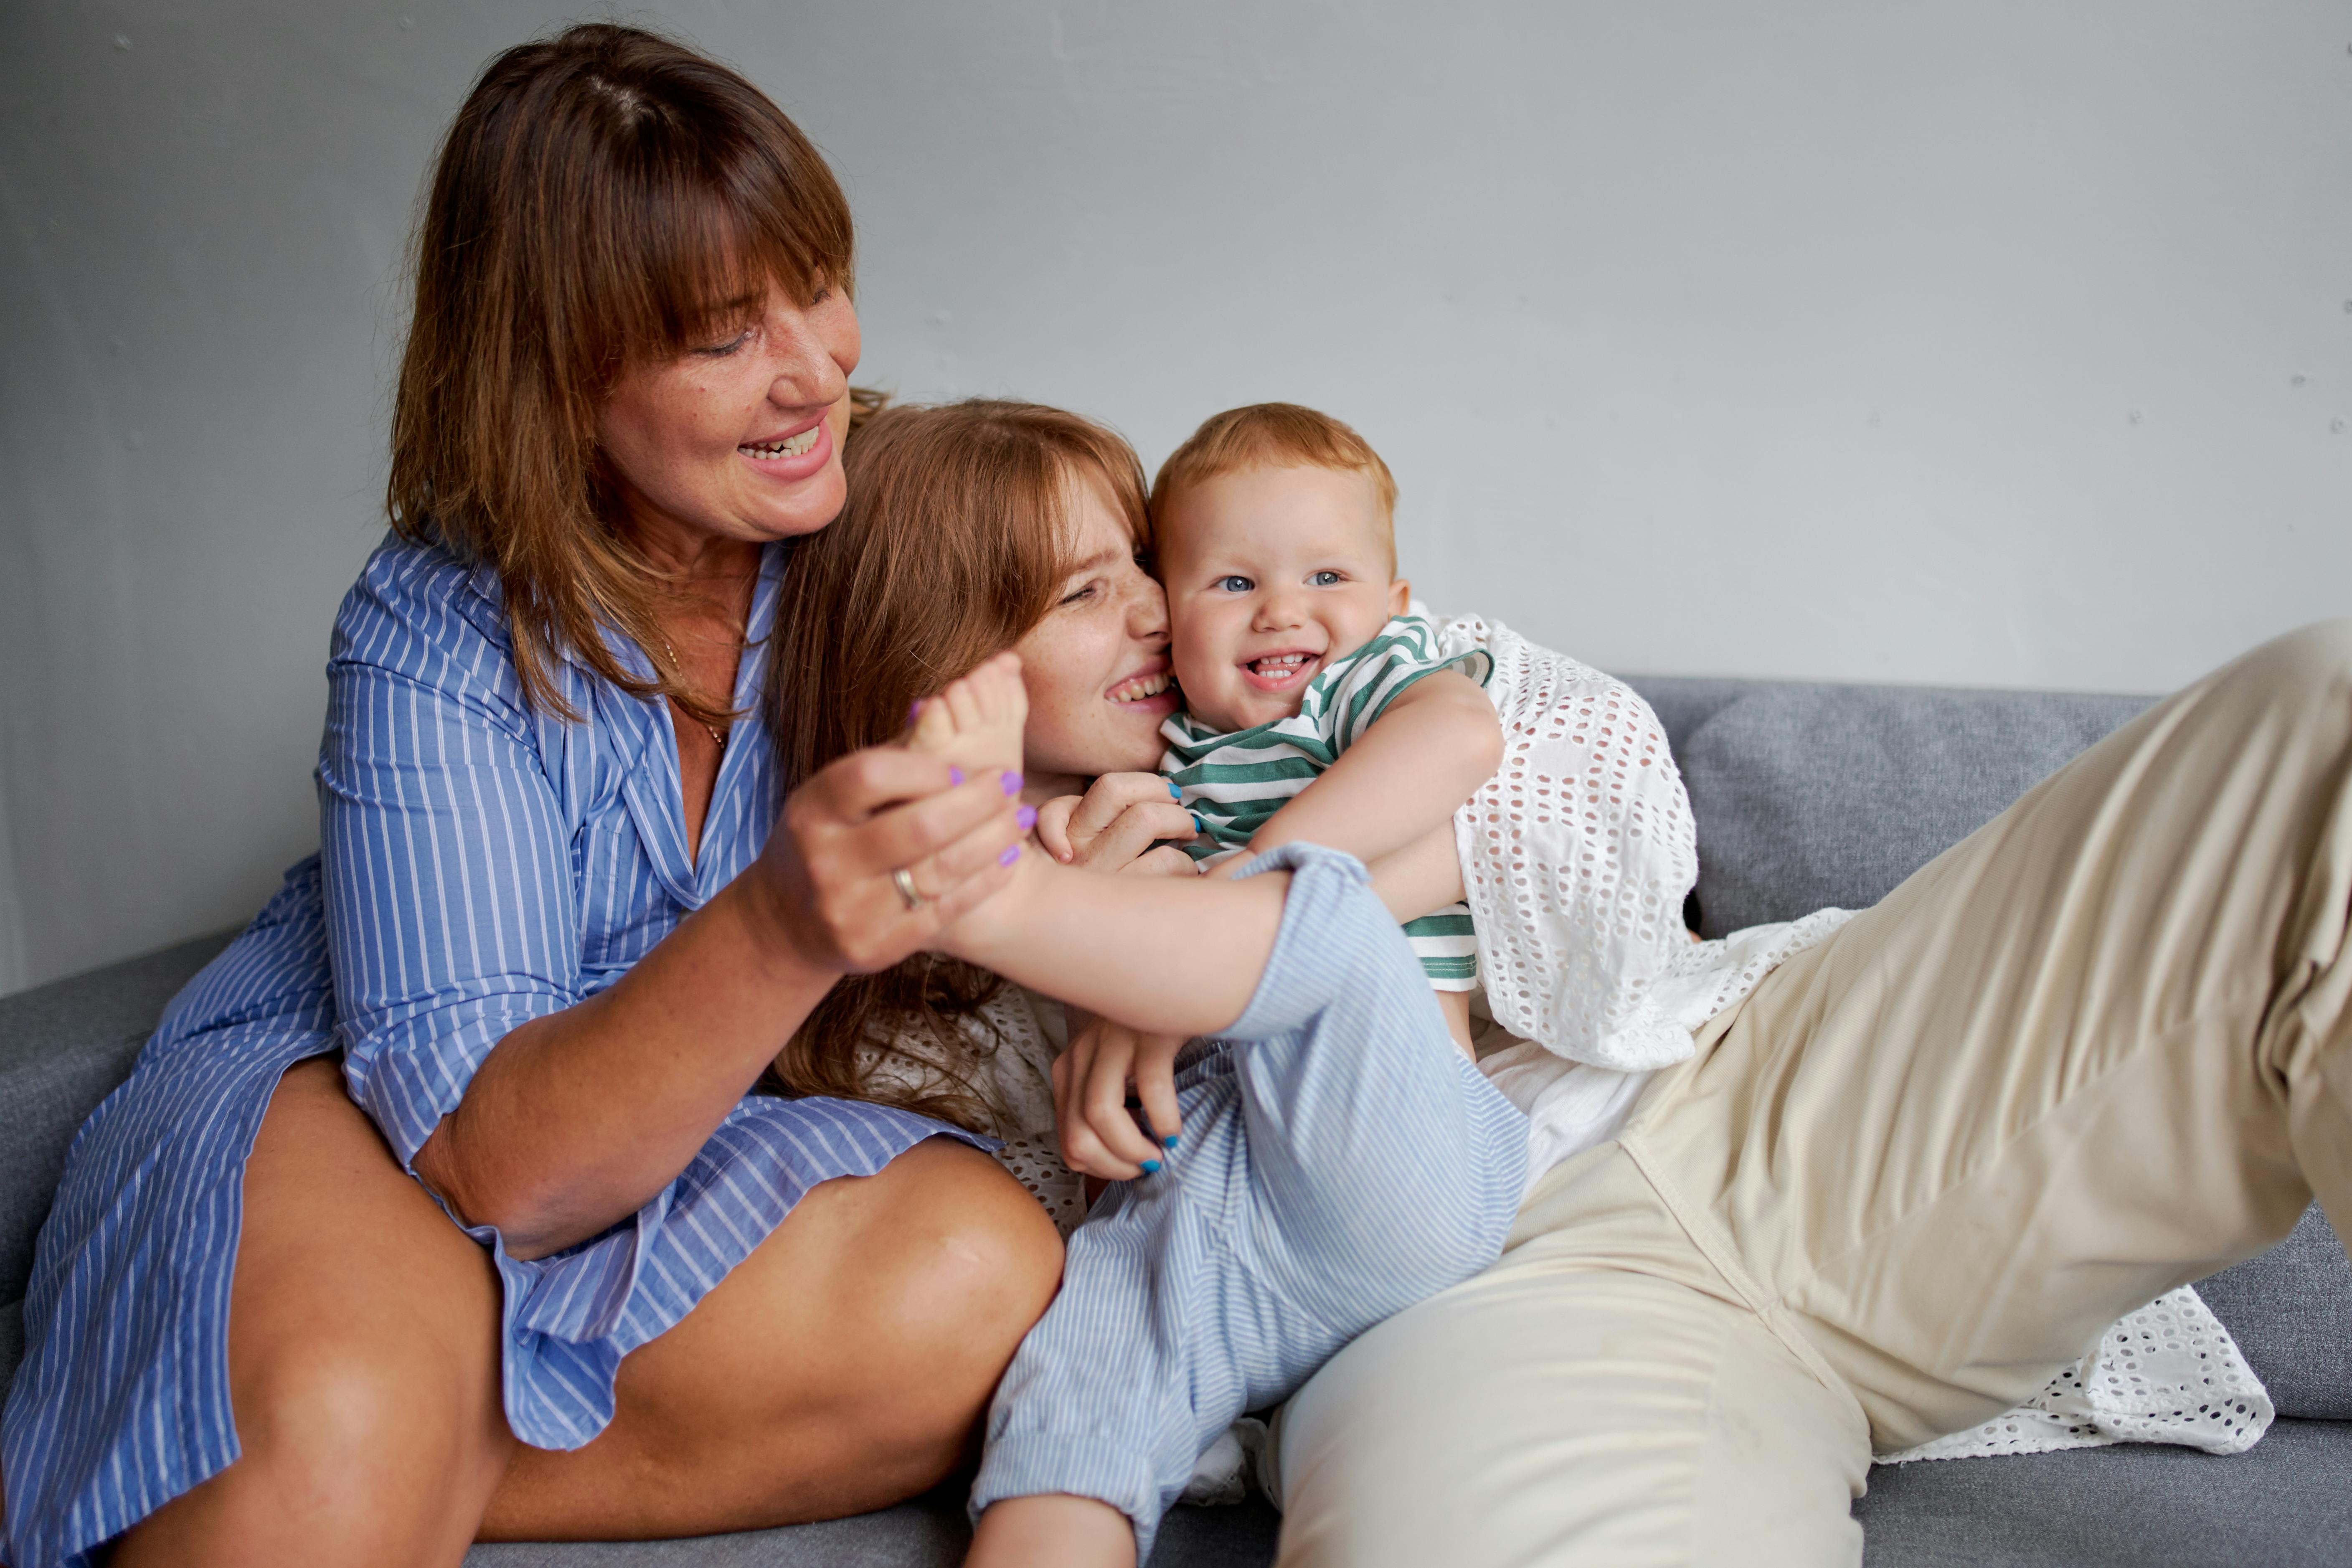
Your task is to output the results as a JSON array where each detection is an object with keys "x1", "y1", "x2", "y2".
[
  {"x1": 112, "y1": 1060, "x2": 1061, "y2": 1565},
  {"x1": 483, "y1": 1136, "x2": 1062, "y2": 1538},
  {"x1": 110, "y1": 1058, "x2": 512, "y2": 1568}
]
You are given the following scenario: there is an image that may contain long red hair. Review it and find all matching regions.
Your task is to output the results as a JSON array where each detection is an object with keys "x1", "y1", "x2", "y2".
[{"x1": 762, "y1": 400, "x2": 1150, "y2": 1127}]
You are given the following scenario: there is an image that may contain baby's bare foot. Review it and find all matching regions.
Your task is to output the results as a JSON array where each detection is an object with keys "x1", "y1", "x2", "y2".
[{"x1": 906, "y1": 650, "x2": 1029, "y2": 784}]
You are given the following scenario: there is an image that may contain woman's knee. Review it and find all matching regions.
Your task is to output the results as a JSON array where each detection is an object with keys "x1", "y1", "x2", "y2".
[
  {"x1": 120, "y1": 1055, "x2": 514, "y2": 1561},
  {"x1": 632, "y1": 1137, "x2": 1061, "y2": 1451},
  {"x1": 848, "y1": 1138, "x2": 1065, "y2": 1378},
  {"x1": 113, "y1": 1291, "x2": 511, "y2": 1567},
  {"x1": 229, "y1": 1325, "x2": 509, "y2": 1506}
]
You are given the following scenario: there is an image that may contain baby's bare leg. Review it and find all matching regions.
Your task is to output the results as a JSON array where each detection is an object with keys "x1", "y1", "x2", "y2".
[
  {"x1": 1436, "y1": 990, "x2": 1476, "y2": 1060},
  {"x1": 967, "y1": 1493, "x2": 1135, "y2": 1568},
  {"x1": 1368, "y1": 827, "x2": 1477, "y2": 1060},
  {"x1": 1365, "y1": 823, "x2": 1467, "y2": 925}
]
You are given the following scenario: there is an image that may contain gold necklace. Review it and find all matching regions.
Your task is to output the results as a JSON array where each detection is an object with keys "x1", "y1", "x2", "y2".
[{"x1": 659, "y1": 632, "x2": 729, "y2": 751}]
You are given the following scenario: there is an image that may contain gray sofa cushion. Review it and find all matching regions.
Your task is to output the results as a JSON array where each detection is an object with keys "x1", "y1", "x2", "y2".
[
  {"x1": 2195, "y1": 1205, "x2": 2352, "y2": 1421},
  {"x1": 461, "y1": 1492, "x2": 1280, "y2": 1567},
  {"x1": 1853, "y1": 1416, "x2": 2352, "y2": 1565},
  {"x1": 1628, "y1": 677, "x2": 2156, "y2": 937}
]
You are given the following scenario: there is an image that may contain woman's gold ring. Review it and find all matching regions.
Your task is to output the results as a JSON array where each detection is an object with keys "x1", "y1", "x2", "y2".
[{"x1": 891, "y1": 866, "x2": 924, "y2": 911}]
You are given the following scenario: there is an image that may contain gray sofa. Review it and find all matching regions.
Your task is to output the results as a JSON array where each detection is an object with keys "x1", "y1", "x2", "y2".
[{"x1": 5, "y1": 672, "x2": 2349, "y2": 1565}]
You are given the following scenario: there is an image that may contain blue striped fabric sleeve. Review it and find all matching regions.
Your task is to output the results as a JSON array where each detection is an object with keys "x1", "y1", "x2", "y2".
[{"x1": 319, "y1": 550, "x2": 590, "y2": 1167}]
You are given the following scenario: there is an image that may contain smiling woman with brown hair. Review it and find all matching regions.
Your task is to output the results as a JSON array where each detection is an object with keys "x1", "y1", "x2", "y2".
[{"x1": 0, "y1": 26, "x2": 1060, "y2": 1567}]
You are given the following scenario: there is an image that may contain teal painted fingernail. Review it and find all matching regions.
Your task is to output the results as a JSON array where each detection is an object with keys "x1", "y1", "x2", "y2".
[
  {"x1": 1163, "y1": 1134, "x2": 1180, "y2": 1149},
  {"x1": 1002, "y1": 771, "x2": 1023, "y2": 796},
  {"x1": 1016, "y1": 804, "x2": 1038, "y2": 830},
  {"x1": 998, "y1": 843, "x2": 1021, "y2": 867},
  {"x1": 1191, "y1": 813, "x2": 1204, "y2": 833},
  {"x1": 1140, "y1": 1159, "x2": 1162, "y2": 1174},
  {"x1": 949, "y1": 766, "x2": 964, "y2": 786},
  {"x1": 1167, "y1": 780, "x2": 1181, "y2": 799}
]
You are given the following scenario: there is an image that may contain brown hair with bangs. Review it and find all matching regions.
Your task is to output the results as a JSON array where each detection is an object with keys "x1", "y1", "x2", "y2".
[
  {"x1": 1150, "y1": 401, "x2": 1400, "y2": 574},
  {"x1": 761, "y1": 400, "x2": 1151, "y2": 1128},
  {"x1": 388, "y1": 23, "x2": 853, "y2": 722}
]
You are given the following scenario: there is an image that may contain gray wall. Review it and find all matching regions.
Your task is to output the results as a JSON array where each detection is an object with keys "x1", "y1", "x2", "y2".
[{"x1": 3, "y1": 1, "x2": 2347, "y2": 996}]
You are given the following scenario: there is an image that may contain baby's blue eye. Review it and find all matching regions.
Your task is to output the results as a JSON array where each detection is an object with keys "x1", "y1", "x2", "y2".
[
  {"x1": 1216, "y1": 575, "x2": 1254, "y2": 593},
  {"x1": 1309, "y1": 570, "x2": 1344, "y2": 587}
]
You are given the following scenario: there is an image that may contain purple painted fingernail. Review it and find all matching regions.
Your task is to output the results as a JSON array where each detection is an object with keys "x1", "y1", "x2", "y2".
[
  {"x1": 1001, "y1": 771, "x2": 1023, "y2": 796},
  {"x1": 998, "y1": 843, "x2": 1021, "y2": 867},
  {"x1": 1016, "y1": 804, "x2": 1038, "y2": 831},
  {"x1": 908, "y1": 700, "x2": 923, "y2": 724},
  {"x1": 949, "y1": 766, "x2": 964, "y2": 786}
]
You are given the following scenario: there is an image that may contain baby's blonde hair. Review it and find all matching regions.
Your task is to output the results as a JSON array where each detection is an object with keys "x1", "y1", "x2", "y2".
[{"x1": 1149, "y1": 402, "x2": 1398, "y2": 573}]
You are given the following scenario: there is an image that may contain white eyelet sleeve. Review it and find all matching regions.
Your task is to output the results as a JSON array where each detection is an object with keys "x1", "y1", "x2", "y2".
[{"x1": 1440, "y1": 614, "x2": 1700, "y2": 1069}]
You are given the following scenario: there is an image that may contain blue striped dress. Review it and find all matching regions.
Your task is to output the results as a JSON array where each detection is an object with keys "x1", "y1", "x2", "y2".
[{"x1": 1, "y1": 535, "x2": 977, "y2": 1568}]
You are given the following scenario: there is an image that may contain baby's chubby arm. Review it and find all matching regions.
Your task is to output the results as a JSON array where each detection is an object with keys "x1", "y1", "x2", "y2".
[{"x1": 1245, "y1": 667, "x2": 1502, "y2": 865}]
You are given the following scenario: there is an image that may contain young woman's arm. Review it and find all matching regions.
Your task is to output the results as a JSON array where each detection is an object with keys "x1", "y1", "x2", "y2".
[{"x1": 941, "y1": 855, "x2": 1291, "y2": 1038}]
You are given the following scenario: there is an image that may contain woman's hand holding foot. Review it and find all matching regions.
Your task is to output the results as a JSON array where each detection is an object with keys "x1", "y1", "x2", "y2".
[
  {"x1": 748, "y1": 688, "x2": 1029, "y2": 976},
  {"x1": 1052, "y1": 1019, "x2": 1185, "y2": 1180}
]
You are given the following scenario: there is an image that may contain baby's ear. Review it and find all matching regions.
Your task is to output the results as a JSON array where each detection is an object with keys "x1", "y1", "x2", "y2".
[{"x1": 1388, "y1": 578, "x2": 1411, "y2": 617}]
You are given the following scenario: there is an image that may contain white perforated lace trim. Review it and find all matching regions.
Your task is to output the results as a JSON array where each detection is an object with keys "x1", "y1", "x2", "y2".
[
  {"x1": 992, "y1": 1134, "x2": 1088, "y2": 1240},
  {"x1": 1439, "y1": 615, "x2": 1702, "y2": 1071},
  {"x1": 969, "y1": 987, "x2": 1088, "y2": 1238},
  {"x1": 1882, "y1": 1285, "x2": 2273, "y2": 1462}
]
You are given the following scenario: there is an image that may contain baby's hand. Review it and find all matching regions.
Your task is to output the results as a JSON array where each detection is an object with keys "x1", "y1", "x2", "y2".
[
  {"x1": 1051, "y1": 1017, "x2": 1185, "y2": 1180},
  {"x1": 1035, "y1": 773, "x2": 1201, "y2": 875}
]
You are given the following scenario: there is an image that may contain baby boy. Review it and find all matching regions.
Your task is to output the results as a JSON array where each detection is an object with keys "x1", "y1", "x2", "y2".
[{"x1": 1153, "y1": 402, "x2": 1501, "y2": 1053}]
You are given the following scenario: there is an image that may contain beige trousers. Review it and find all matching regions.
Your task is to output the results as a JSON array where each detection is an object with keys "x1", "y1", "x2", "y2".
[{"x1": 1272, "y1": 621, "x2": 2352, "y2": 1567}]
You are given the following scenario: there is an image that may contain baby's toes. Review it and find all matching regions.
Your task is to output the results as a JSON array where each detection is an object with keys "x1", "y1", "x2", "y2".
[
  {"x1": 975, "y1": 656, "x2": 1029, "y2": 727},
  {"x1": 941, "y1": 671, "x2": 991, "y2": 738},
  {"x1": 906, "y1": 690, "x2": 962, "y2": 755}
]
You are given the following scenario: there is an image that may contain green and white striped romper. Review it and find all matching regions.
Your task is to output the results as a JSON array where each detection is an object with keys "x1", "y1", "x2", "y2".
[{"x1": 1159, "y1": 614, "x2": 1492, "y2": 990}]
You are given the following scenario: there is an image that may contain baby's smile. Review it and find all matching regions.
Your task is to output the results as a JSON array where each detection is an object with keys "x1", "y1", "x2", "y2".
[{"x1": 1238, "y1": 649, "x2": 1323, "y2": 695}]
